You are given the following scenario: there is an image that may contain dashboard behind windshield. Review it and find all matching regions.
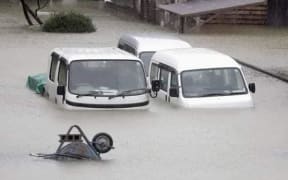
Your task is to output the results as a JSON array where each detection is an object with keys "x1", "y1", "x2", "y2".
[
  {"x1": 69, "y1": 60, "x2": 146, "y2": 96},
  {"x1": 181, "y1": 68, "x2": 247, "y2": 98}
]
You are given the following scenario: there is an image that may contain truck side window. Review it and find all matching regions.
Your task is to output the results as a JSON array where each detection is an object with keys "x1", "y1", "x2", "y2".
[
  {"x1": 150, "y1": 63, "x2": 159, "y2": 83},
  {"x1": 160, "y1": 68, "x2": 169, "y2": 92},
  {"x1": 170, "y1": 72, "x2": 178, "y2": 88},
  {"x1": 58, "y1": 61, "x2": 67, "y2": 86},
  {"x1": 49, "y1": 54, "x2": 59, "y2": 82}
]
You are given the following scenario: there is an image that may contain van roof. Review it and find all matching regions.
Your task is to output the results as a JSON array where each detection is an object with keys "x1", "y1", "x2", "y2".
[
  {"x1": 152, "y1": 48, "x2": 241, "y2": 72},
  {"x1": 119, "y1": 34, "x2": 191, "y2": 53},
  {"x1": 52, "y1": 47, "x2": 140, "y2": 63}
]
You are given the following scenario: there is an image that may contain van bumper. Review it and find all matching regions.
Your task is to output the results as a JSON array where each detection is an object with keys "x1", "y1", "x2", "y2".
[{"x1": 65, "y1": 100, "x2": 149, "y2": 109}]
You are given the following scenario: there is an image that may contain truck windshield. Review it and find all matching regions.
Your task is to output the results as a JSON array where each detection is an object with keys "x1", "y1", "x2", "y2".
[
  {"x1": 69, "y1": 60, "x2": 146, "y2": 96},
  {"x1": 181, "y1": 68, "x2": 247, "y2": 98},
  {"x1": 139, "y1": 52, "x2": 155, "y2": 75}
]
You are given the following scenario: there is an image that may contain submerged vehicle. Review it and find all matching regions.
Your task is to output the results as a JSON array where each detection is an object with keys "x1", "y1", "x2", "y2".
[
  {"x1": 44, "y1": 47, "x2": 159, "y2": 110},
  {"x1": 118, "y1": 34, "x2": 191, "y2": 75},
  {"x1": 149, "y1": 48, "x2": 256, "y2": 108}
]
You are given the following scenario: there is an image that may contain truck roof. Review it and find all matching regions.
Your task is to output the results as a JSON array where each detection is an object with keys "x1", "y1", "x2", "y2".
[
  {"x1": 152, "y1": 48, "x2": 241, "y2": 72},
  {"x1": 119, "y1": 34, "x2": 191, "y2": 53},
  {"x1": 52, "y1": 47, "x2": 141, "y2": 63}
]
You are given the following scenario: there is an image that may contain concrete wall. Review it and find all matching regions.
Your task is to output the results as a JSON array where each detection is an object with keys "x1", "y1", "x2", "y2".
[{"x1": 111, "y1": 0, "x2": 134, "y2": 8}]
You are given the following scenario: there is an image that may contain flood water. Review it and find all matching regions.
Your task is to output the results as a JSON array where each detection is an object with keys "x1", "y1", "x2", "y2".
[{"x1": 0, "y1": 1, "x2": 288, "y2": 180}]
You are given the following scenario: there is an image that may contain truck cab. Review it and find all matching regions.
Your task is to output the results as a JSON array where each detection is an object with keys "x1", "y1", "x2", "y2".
[
  {"x1": 149, "y1": 48, "x2": 256, "y2": 108},
  {"x1": 118, "y1": 34, "x2": 191, "y2": 76},
  {"x1": 46, "y1": 48, "x2": 154, "y2": 110}
]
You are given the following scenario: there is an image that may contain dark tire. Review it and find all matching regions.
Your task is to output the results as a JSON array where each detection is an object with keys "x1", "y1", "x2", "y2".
[{"x1": 92, "y1": 133, "x2": 113, "y2": 154}]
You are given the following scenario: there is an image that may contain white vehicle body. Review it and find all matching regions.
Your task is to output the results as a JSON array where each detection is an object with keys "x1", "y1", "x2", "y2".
[
  {"x1": 45, "y1": 48, "x2": 149, "y2": 110},
  {"x1": 149, "y1": 48, "x2": 255, "y2": 108},
  {"x1": 118, "y1": 34, "x2": 191, "y2": 75}
]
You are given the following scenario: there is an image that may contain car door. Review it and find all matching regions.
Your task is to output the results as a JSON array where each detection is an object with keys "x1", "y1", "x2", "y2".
[
  {"x1": 55, "y1": 59, "x2": 68, "y2": 106},
  {"x1": 168, "y1": 71, "x2": 179, "y2": 104},
  {"x1": 149, "y1": 63, "x2": 174, "y2": 102},
  {"x1": 158, "y1": 68, "x2": 171, "y2": 102},
  {"x1": 149, "y1": 63, "x2": 159, "y2": 86},
  {"x1": 46, "y1": 53, "x2": 60, "y2": 103}
]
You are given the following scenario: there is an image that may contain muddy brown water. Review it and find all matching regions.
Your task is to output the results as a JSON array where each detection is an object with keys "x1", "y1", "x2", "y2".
[{"x1": 0, "y1": 1, "x2": 288, "y2": 180}]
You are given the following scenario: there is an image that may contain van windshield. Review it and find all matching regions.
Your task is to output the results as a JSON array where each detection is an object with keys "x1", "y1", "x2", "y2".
[
  {"x1": 69, "y1": 60, "x2": 146, "y2": 96},
  {"x1": 139, "y1": 52, "x2": 155, "y2": 75},
  {"x1": 181, "y1": 68, "x2": 247, "y2": 98}
]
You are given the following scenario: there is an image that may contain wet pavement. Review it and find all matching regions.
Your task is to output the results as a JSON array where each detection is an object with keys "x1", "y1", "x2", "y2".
[{"x1": 0, "y1": 1, "x2": 288, "y2": 180}]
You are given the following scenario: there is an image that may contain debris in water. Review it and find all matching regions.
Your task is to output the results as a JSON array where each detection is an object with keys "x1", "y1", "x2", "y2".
[{"x1": 30, "y1": 125, "x2": 114, "y2": 160}]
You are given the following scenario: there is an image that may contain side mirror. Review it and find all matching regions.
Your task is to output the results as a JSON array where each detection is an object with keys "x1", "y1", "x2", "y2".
[
  {"x1": 151, "y1": 80, "x2": 160, "y2": 92},
  {"x1": 248, "y1": 83, "x2": 256, "y2": 93},
  {"x1": 169, "y1": 88, "x2": 179, "y2": 97},
  {"x1": 57, "y1": 86, "x2": 65, "y2": 95}
]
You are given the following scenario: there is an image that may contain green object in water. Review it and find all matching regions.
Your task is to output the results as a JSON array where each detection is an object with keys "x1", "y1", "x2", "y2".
[{"x1": 26, "y1": 73, "x2": 48, "y2": 94}]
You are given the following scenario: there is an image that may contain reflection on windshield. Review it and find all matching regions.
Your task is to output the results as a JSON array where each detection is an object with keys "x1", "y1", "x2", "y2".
[
  {"x1": 69, "y1": 60, "x2": 146, "y2": 96},
  {"x1": 139, "y1": 52, "x2": 155, "y2": 75},
  {"x1": 181, "y1": 68, "x2": 247, "y2": 97}
]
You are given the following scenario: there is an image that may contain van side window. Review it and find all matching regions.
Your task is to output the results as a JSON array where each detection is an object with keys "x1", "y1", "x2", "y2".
[
  {"x1": 160, "y1": 68, "x2": 169, "y2": 92},
  {"x1": 170, "y1": 72, "x2": 178, "y2": 88},
  {"x1": 58, "y1": 61, "x2": 67, "y2": 86},
  {"x1": 150, "y1": 63, "x2": 159, "y2": 83},
  {"x1": 120, "y1": 43, "x2": 136, "y2": 55},
  {"x1": 49, "y1": 54, "x2": 59, "y2": 82},
  {"x1": 125, "y1": 45, "x2": 136, "y2": 55},
  {"x1": 118, "y1": 43, "x2": 124, "y2": 50}
]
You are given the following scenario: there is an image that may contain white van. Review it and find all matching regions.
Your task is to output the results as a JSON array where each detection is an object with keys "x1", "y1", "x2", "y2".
[
  {"x1": 118, "y1": 34, "x2": 191, "y2": 75},
  {"x1": 45, "y1": 48, "x2": 160, "y2": 110},
  {"x1": 149, "y1": 48, "x2": 256, "y2": 108}
]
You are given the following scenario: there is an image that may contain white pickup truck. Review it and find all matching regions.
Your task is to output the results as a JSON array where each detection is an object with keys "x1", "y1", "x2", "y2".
[{"x1": 38, "y1": 47, "x2": 160, "y2": 110}]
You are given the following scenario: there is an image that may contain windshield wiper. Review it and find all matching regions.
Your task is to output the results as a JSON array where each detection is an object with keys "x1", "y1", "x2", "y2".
[
  {"x1": 108, "y1": 88, "x2": 149, "y2": 100},
  {"x1": 76, "y1": 90, "x2": 104, "y2": 98},
  {"x1": 198, "y1": 92, "x2": 233, "y2": 97}
]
